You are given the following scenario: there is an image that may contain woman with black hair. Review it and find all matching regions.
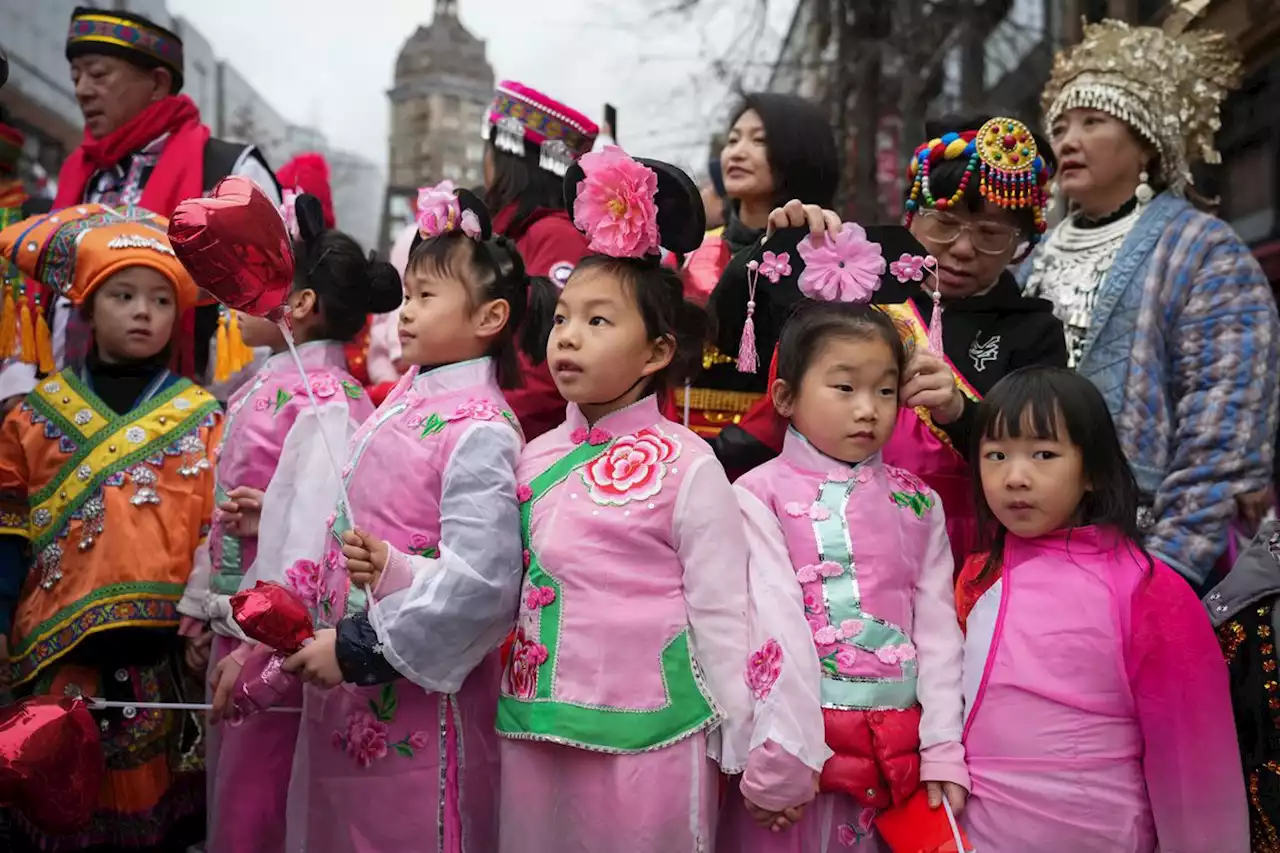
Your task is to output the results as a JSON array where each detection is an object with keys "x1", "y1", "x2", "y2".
[
  {"x1": 478, "y1": 81, "x2": 600, "y2": 439},
  {"x1": 712, "y1": 116, "x2": 1069, "y2": 567},
  {"x1": 678, "y1": 92, "x2": 840, "y2": 432}
]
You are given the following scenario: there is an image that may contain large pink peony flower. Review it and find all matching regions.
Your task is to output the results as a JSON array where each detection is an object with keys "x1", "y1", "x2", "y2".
[
  {"x1": 581, "y1": 427, "x2": 681, "y2": 506},
  {"x1": 797, "y1": 223, "x2": 886, "y2": 304},
  {"x1": 745, "y1": 638, "x2": 784, "y2": 700},
  {"x1": 572, "y1": 146, "x2": 660, "y2": 259},
  {"x1": 285, "y1": 559, "x2": 324, "y2": 609},
  {"x1": 295, "y1": 374, "x2": 340, "y2": 400},
  {"x1": 344, "y1": 710, "x2": 389, "y2": 767},
  {"x1": 416, "y1": 181, "x2": 460, "y2": 238},
  {"x1": 505, "y1": 629, "x2": 548, "y2": 699},
  {"x1": 448, "y1": 398, "x2": 505, "y2": 423}
]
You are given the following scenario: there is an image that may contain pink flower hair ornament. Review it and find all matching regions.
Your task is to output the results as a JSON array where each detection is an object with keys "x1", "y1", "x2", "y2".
[
  {"x1": 413, "y1": 182, "x2": 492, "y2": 244},
  {"x1": 797, "y1": 223, "x2": 887, "y2": 304},
  {"x1": 564, "y1": 148, "x2": 707, "y2": 262}
]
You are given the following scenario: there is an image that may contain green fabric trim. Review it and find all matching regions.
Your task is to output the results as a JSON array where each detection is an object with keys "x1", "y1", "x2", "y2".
[{"x1": 12, "y1": 580, "x2": 185, "y2": 657}]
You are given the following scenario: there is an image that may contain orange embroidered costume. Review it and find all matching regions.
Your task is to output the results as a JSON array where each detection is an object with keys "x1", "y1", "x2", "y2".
[{"x1": 0, "y1": 204, "x2": 221, "y2": 852}]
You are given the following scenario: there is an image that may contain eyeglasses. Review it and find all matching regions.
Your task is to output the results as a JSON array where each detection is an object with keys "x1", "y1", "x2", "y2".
[{"x1": 913, "y1": 209, "x2": 1023, "y2": 256}]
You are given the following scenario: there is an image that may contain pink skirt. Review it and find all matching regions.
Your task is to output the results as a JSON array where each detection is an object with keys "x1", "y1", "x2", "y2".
[
  {"x1": 498, "y1": 734, "x2": 718, "y2": 853},
  {"x1": 206, "y1": 634, "x2": 300, "y2": 853}
]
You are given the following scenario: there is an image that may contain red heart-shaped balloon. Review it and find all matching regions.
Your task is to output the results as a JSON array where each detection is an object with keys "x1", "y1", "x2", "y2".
[
  {"x1": 231, "y1": 581, "x2": 316, "y2": 654},
  {"x1": 168, "y1": 175, "x2": 295, "y2": 318},
  {"x1": 0, "y1": 696, "x2": 105, "y2": 833}
]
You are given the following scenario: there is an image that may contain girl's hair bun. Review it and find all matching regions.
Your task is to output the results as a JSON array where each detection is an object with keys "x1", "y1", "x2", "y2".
[{"x1": 365, "y1": 250, "x2": 403, "y2": 314}]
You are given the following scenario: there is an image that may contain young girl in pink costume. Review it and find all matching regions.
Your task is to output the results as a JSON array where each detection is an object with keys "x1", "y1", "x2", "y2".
[
  {"x1": 956, "y1": 366, "x2": 1247, "y2": 852},
  {"x1": 178, "y1": 194, "x2": 400, "y2": 853},
  {"x1": 280, "y1": 184, "x2": 528, "y2": 853},
  {"x1": 723, "y1": 237, "x2": 969, "y2": 850},
  {"x1": 494, "y1": 148, "x2": 754, "y2": 853}
]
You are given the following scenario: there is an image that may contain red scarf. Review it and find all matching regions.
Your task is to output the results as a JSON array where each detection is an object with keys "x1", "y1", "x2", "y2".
[
  {"x1": 53, "y1": 95, "x2": 210, "y2": 377},
  {"x1": 54, "y1": 95, "x2": 209, "y2": 218}
]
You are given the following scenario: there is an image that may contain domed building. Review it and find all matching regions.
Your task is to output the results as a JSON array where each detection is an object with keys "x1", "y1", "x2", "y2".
[{"x1": 380, "y1": 0, "x2": 494, "y2": 253}]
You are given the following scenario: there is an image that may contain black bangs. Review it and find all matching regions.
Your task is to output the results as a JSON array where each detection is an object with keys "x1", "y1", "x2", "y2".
[
  {"x1": 973, "y1": 369, "x2": 1068, "y2": 445},
  {"x1": 405, "y1": 233, "x2": 474, "y2": 286}
]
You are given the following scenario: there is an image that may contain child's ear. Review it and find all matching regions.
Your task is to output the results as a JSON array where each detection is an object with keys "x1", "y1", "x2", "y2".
[
  {"x1": 474, "y1": 298, "x2": 511, "y2": 341},
  {"x1": 771, "y1": 379, "x2": 794, "y2": 418},
  {"x1": 290, "y1": 288, "x2": 318, "y2": 322},
  {"x1": 641, "y1": 333, "x2": 676, "y2": 378}
]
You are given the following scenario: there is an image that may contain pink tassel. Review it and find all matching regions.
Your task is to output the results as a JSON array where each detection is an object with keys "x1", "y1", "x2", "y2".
[
  {"x1": 737, "y1": 302, "x2": 759, "y2": 373},
  {"x1": 927, "y1": 288, "x2": 944, "y2": 356},
  {"x1": 737, "y1": 261, "x2": 761, "y2": 374}
]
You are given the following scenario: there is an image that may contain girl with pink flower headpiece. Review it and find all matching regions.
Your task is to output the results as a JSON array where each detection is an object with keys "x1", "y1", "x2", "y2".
[
  {"x1": 178, "y1": 193, "x2": 399, "y2": 853},
  {"x1": 273, "y1": 184, "x2": 531, "y2": 853},
  {"x1": 718, "y1": 229, "x2": 969, "y2": 850},
  {"x1": 493, "y1": 147, "x2": 786, "y2": 853}
]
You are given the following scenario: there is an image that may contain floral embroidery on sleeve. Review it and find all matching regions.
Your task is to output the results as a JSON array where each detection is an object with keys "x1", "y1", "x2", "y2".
[
  {"x1": 448, "y1": 398, "x2": 507, "y2": 423},
  {"x1": 286, "y1": 558, "x2": 323, "y2": 609},
  {"x1": 581, "y1": 427, "x2": 680, "y2": 506},
  {"x1": 295, "y1": 374, "x2": 341, "y2": 399},
  {"x1": 407, "y1": 533, "x2": 439, "y2": 558},
  {"x1": 745, "y1": 638, "x2": 783, "y2": 700},
  {"x1": 886, "y1": 466, "x2": 934, "y2": 519}
]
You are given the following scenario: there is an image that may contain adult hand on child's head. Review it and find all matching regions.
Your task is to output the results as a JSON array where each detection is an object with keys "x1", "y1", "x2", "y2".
[
  {"x1": 218, "y1": 487, "x2": 265, "y2": 537},
  {"x1": 926, "y1": 780, "x2": 968, "y2": 816},
  {"x1": 282, "y1": 628, "x2": 343, "y2": 688},
  {"x1": 901, "y1": 351, "x2": 965, "y2": 425},
  {"x1": 343, "y1": 529, "x2": 388, "y2": 590},
  {"x1": 765, "y1": 199, "x2": 843, "y2": 241}
]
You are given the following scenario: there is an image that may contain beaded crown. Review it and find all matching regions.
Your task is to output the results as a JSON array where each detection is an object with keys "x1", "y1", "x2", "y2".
[
  {"x1": 1042, "y1": 2, "x2": 1241, "y2": 196},
  {"x1": 903, "y1": 117, "x2": 1053, "y2": 255}
]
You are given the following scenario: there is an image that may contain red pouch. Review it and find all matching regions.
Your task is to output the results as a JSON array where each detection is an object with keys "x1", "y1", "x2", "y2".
[{"x1": 875, "y1": 787, "x2": 973, "y2": 853}]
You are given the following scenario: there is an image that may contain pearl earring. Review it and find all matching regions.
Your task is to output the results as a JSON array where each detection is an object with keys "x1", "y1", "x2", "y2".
[{"x1": 1135, "y1": 169, "x2": 1154, "y2": 205}]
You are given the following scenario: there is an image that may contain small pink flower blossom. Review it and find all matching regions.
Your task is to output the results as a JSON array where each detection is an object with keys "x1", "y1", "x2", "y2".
[
  {"x1": 295, "y1": 374, "x2": 340, "y2": 399},
  {"x1": 459, "y1": 209, "x2": 482, "y2": 240},
  {"x1": 840, "y1": 619, "x2": 863, "y2": 638},
  {"x1": 537, "y1": 586, "x2": 556, "y2": 606},
  {"x1": 344, "y1": 711, "x2": 389, "y2": 767},
  {"x1": 817, "y1": 561, "x2": 844, "y2": 578},
  {"x1": 889, "y1": 253, "x2": 928, "y2": 283},
  {"x1": 405, "y1": 413, "x2": 425, "y2": 429},
  {"x1": 522, "y1": 549, "x2": 531, "y2": 568},
  {"x1": 570, "y1": 427, "x2": 590, "y2": 445},
  {"x1": 797, "y1": 223, "x2": 886, "y2": 304},
  {"x1": 802, "y1": 586, "x2": 824, "y2": 612},
  {"x1": 795, "y1": 564, "x2": 818, "y2": 583},
  {"x1": 757, "y1": 251, "x2": 792, "y2": 284},
  {"x1": 813, "y1": 625, "x2": 840, "y2": 646},
  {"x1": 408, "y1": 532, "x2": 431, "y2": 551},
  {"x1": 286, "y1": 559, "x2": 324, "y2": 608},
  {"x1": 875, "y1": 643, "x2": 918, "y2": 665},
  {"x1": 516, "y1": 484, "x2": 533, "y2": 503},
  {"x1": 572, "y1": 146, "x2": 660, "y2": 258},
  {"x1": 408, "y1": 731, "x2": 431, "y2": 749},
  {"x1": 587, "y1": 427, "x2": 612, "y2": 445},
  {"x1": 416, "y1": 181, "x2": 460, "y2": 238},
  {"x1": 835, "y1": 645, "x2": 858, "y2": 671},
  {"x1": 745, "y1": 638, "x2": 784, "y2": 700},
  {"x1": 449, "y1": 398, "x2": 504, "y2": 422},
  {"x1": 253, "y1": 398, "x2": 271, "y2": 412}
]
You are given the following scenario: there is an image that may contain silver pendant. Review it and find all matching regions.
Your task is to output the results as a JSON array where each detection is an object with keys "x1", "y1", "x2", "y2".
[
  {"x1": 39, "y1": 542, "x2": 63, "y2": 589},
  {"x1": 129, "y1": 465, "x2": 161, "y2": 506},
  {"x1": 78, "y1": 493, "x2": 105, "y2": 551}
]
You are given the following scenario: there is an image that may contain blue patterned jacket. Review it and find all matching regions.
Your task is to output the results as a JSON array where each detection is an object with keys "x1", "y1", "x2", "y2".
[{"x1": 1025, "y1": 192, "x2": 1280, "y2": 585}]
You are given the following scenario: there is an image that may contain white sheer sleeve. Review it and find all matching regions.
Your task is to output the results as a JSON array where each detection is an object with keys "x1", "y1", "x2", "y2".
[
  {"x1": 369, "y1": 421, "x2": 523, "y2": 694},
  {"x1": 676, "y1": 455, "x2": 753, "y2": 773},
  {"x1": 737, "y1": 485, "x2": 830, "y2": 773},
  {"x1": 177, "y1": 539, "x2": 213, "y2": 622},
  {"x1": 241, "y1": 400, "x2": 355, "y2": 598}
]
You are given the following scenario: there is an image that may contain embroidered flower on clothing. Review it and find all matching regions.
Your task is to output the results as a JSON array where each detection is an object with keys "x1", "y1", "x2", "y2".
[
  {"x1": 745, "y1": 638, "x2": 784, "y2": 700},
  {"x1": 448, "y1": 398, "x2": 505, "y2": 422},
  {"x1": 295, "y1": 374, "x2": 341, "y2": 400},
  {"x1": 795, "y1": 561, "x2": 843, "y2": 583},
  {"x1": 886, "y1": 466, "x2": 927, "y2": 495},
  {"x1": 405, "y1": 412, "x2": 425, "y2": 429},
  {"x1": 505, "y1": 629, "x2": 549, "y2": 700},
  {"x1": 757, "y1": 251, "x2": 792, "y2": 284},
  {"x1": 587, "y1": 427, "x2": 612, "y2": 445},
  {"x1": 336, "y1": 710, "x2": 389, "y2": 768},
  {"x1": 784, "y1": 501, "x2": 831, "y2": 521},
  {"x1": 835, "y1": 645, "x2": 859, "y2": 672},
  {"x1": 74, "y1": 408, "x2": 94, "y2": 426},
  {"x1": 125, "y1": 426, "x2": 147, "y2": 445},
  {"x1": 581, "y1": 427, "x2": 680, "y2": 506},
  {"x1": 524, "y1": 586, "x2": 556, "y2": 610},
  {"x1": 875, "y1": 643, "x2": 918, "y2": 665},
  {"x1": 797, "y1": 223, "x2": 886, "y2": 305},
  {"x1": 409, "y1": 731, "x2": 431, "y2": 750},
  {"x1": 286, "y1": 559, "x2": 324, "y2": 609},
  {"x1": 253, "y1": 398, "x2": 271, "y2": 412},
  {"x1": 572, "y1": 146, "x2": 660, "y2": 258},
  {"x1": 837, "y1": 808, "x2": 877, "y2": 847},
  {"x1": 516, "y1": 484, "x2": 533, "y2": 503},
  {"x1": 522, "y1": 549, "x2": 531, "y2": 568}
]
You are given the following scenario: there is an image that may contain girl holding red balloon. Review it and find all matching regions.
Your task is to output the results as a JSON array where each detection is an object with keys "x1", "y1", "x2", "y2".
[
  {"x1": 0, "y1": 205, "x2": 222, "y2": 853},
  {"x1": 279, "y1": 182, "x2": 529, "y2": 853},
  {"x1": 176, "y1": 192, "x2": 400, "y2": 853}
]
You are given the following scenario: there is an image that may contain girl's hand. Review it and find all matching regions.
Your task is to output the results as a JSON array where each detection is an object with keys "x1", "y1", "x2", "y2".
[
  {"x1": 744, "y1": 798, "x2": 807, "y2": 833},
  {"x1": 765, "y1": 199, "x2": 843, "y2": 240},
  {"x1": 218, "y1": 487, "x2": 265, "y2": 537},
  {"x1": 209, "y1": 651, "x2": 245, "y2": 724},
  {"x1": 926, "y1": 780, "x2": 968, "y2": 815},
  {"x1": 184, "y1": 627, "x2": 213, "y2": 673},
  {"x1": 343, "y1": 529, "x2": 388, "y2": 590},
  {"x1": 901, "y1": 351, "x2": 965, "y2": 424},
  {"x1": 282, "y1": 629, "x2": 343, "y2": 688}
]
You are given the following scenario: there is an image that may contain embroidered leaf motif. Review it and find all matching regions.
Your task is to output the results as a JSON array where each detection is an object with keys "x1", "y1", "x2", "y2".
[
  {"x1": 342, "y1": 381, "x2": 363, "y2": 400},
  {"x1": 273, "y1": 388, "x2": 293, "y2": 413},
  {"x1": 369, "y1": 683, "x2": 398, "y2": 722},
  {"x1": 393, "y1": 743, "x2": 414, "y2": 758},
  {"x1": 820, "y1": 654, "x2": 839, "y2": 676},
  {"x1": 411, "y1": 546, "x2": 439, "y2": 559},
  {"x1": 501, "y1": 410, "x2": 518, "y2": 428},
  {"x1": 419, "y1": 413, "x2": 446, "y2": 438},
  {"x1": 891, "y1": 490, "x2": 933, "y2": 519}
]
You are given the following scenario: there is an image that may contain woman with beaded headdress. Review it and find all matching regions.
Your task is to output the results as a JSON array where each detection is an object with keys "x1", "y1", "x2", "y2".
[{"x1": 1024, "y1": 4, "x2": 1280, "y2": 592}]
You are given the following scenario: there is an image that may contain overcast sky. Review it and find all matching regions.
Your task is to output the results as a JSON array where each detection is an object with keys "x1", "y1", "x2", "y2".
[{"x1": 167, "y1": 0, "x2": 798, "y2": 177}]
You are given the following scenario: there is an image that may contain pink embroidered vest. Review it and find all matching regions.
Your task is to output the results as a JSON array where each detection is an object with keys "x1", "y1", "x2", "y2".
[
  {"x1": 210, "y1": 342, "x2": 372, "y2": 596},
  {"x1": 495, "y1": 396, "x2": 720, "y2": 753}
]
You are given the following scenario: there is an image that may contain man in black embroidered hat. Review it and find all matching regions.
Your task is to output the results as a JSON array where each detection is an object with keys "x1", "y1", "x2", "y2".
[{"x1": 0, "y1": 6, "x2": 281, "y2": 408}]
